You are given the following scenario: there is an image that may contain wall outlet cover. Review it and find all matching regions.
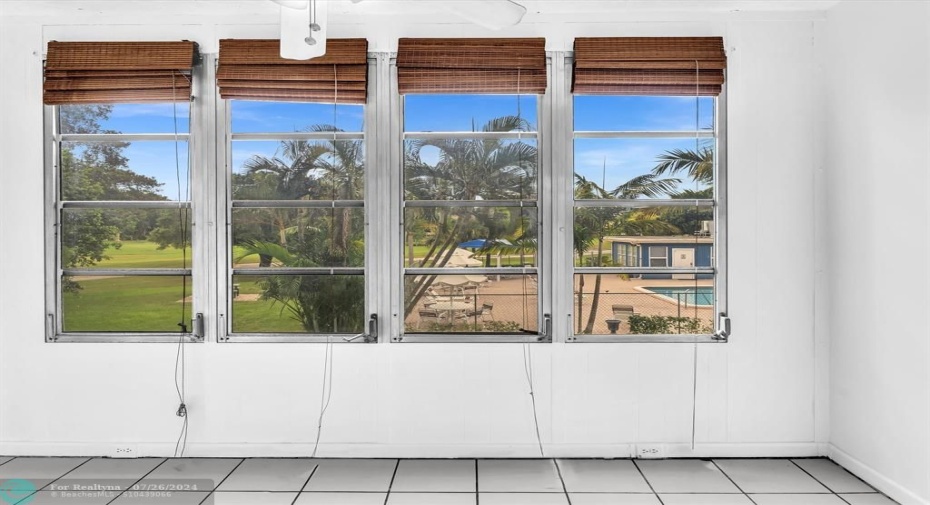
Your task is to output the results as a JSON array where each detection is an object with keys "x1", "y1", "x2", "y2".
[
  {"x1": 111, "y1": 446, "x2": 137, "y2": 458},
  {"x1": 636, "y1": 444, "x2": 666, "y2": 459}
]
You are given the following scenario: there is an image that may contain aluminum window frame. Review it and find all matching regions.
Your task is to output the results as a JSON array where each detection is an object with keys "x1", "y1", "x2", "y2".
[
  {"x1": 43, "y1": 63, "x2": 205, "y2": 344},
  {"x1": 563, "y1": 54, "x2": 729, "y2": 344},
  {"x1": 217, "y1": 56, "x2": 378, "y2": 344},
  {"x1": 393, "y1": 57, "x2": 551, "y2": 344}
]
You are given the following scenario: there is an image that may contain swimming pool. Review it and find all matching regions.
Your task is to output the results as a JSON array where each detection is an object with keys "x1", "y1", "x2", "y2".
[{"x1": 644, "y1": 286, "x2": 714, "y2": 307}]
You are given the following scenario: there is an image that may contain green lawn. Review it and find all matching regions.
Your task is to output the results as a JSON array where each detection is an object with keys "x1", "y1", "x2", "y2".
[
  {"x1": 96, "y1": 240, "x2": 190, "y2": 268},
  {"x1": 63, "y1": 276, "x2": 192, "y2": 332}
]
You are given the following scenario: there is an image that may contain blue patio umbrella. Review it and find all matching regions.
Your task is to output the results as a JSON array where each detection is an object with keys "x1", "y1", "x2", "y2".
[{"x1": 458, "y1": 239, "x2": 488, "y2": 249}]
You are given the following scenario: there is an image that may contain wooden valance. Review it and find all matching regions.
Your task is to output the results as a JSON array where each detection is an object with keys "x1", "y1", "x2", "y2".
[
  {"x1": 217, "y1": 39, "x2": 368, "y2": 103},
  {"x1": 44, "y1": 41, "x2": 198, "y2": 105},
  {"x1": 397, "y1": 38, "x2": 546, "y2": 94},
  {"x1": 573, "y1": 37, "x2": 726, "y2": 96}
]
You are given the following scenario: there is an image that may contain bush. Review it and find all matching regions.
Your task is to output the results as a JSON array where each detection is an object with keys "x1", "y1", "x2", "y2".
[{"x1": 627, "y1": 314, "x2": 712, "y2": 334}]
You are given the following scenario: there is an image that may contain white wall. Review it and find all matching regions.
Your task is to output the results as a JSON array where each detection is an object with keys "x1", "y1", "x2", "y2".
[
  {"x1": 822, "y1": 2, "x2": 930, "y2": 504},
  {"x1": 0, "y1": 2, "x2": 827, "y2": 460}
]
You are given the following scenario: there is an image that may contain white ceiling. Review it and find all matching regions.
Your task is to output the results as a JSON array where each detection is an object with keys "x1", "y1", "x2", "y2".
[{"x1": 0, "y1": 0, "x2": 844, "y2": 19}]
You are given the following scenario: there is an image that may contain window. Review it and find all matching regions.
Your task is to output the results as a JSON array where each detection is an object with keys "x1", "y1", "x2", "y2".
[
  {"x1": 648, "y1": 246, "x2": 669, "y2": 267},
  {"x1": 44, "y1": 41, "x2": 200, "y2": 342},
  {"x1": 395, "y1": 38, "x2": 547, "y2": 342},
  {"x1": 568, "y1": 37, "x2": 727, "y2": 341},
  {"x1": 217, "y1": 38, "x2": 371, "y2": 342},
  {"x1": 225, "y1": 100, "x2": 366, "y2": 338}
]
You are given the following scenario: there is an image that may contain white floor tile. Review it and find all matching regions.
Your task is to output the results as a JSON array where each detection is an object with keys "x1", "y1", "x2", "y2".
[
  {"x1": 0, "y1": 457, "x2": 89, "y2": 489},
  {"x1": 792, "y1": 459, "x2": 875, "y2": 493},
  {"x1": 303, "y1": 459, "x2": 397, "y2": 492},
  {"x1": 477, "y1": 460, "x2": 563, "y2": 493},
  {"x1": 390, "y1": 459, "x2": 475, "y2": 492},
  {"x1": 387, "y1": 492, "x2": 476, "y2": 504},
  {"x1": 139, "y1": 458, "x2": 242, "y2": 491},
  {"x1": 58, "y1": 457, "x2": 165, "y2": 489},
  {"x1": 557, "y1": 460, "x2": 652, "y2": 493},
  {"x1": 636, "y1": 460, "x2": 740, "y2": 494},
  {"x1": 208, "y1": 491, "x2": 298, "y2": 504},
  {"x1": 840, "y1": 494, "x2": 900, "y2": 504},
  {"x1": 111, "y1": 491, "x2": 209, "y2": 504},
  {"x1": 294, "y1": 492, "x2": 388, "y2": 504},
  {"x1": 216, "y1": 458, "x2": 316, "y2": 492},
  {"x1": 570, "y1": 493, "x2": 662, "y2": 504},
  {"x1": 659, "y1": 494, "x2": 754, "y2": 504},
  {"x1": 750, "y1": 494, "x2": 847, "y2": 504},
  {"x1": 0, "y1": 457, "x2": 13, "y2": 466},
  {"x1": 479, "y1": 493, "x2": 570, "y2": 505},
  {"x1": 12, "y1": 490, "x2": 113, "y2": 505},
  {"x1": 715, "y1": 460, "x2": 830, "y2": 494}
]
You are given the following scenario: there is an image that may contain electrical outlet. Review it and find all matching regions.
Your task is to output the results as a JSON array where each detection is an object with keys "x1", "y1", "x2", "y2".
[
  {"x1": 636, "y1": 444, "x2": 666, "y2": 459},
  {"x1": 111, "y1": 446, "x2": 137, "y2": 458}
]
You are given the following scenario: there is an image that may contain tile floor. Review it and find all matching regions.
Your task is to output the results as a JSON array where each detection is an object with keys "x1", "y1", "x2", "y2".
[{"x1": 0, "y1": 457, "x2": 898, "y2": 504}]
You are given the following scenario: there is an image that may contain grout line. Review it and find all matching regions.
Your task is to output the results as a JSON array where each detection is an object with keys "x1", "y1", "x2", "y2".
[
  {"x1": 382, "y1": 459, "x2": 400, "y2": 505},
  {"x1": 551, "y1": 459, "x2": 572, "y2": 505},
  {"x1": 13, "y1": 457, "x2": 91, "y2": 505},
  {"x1": 291, "y1": 462, "x2": 321, "y2": 505},
  {"x1": 788, "y1": 459, "x2": 851, "y2": 503},
  {"x1": 710, "y1": 460, "x2": 758, "y2": 505},
  {"x1": 631, "y1": 460, "x2": 665, "y2": 505},
  {"x1": 475, "y1": 459, "x2": 480, "y2": 502},
  {"x1": 0, "y1": 457, "x2": 15, "y2": 468},
  {"x1": 106, "y1": 457, "x2": 170, "y2": 505},
  {"x1": 199, "y1": 458, "x2": 247, "y2": 505}
]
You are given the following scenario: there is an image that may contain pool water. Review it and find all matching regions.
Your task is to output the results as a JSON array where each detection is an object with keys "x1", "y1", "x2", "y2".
[{"x1": 645, "y1": 286, "x2": 714, "y2": 306}]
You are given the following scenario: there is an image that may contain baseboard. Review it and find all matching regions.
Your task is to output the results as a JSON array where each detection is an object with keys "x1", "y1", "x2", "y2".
[
  {"x1": 828, "y1": 444, "x2": 929, "y2": 505},
  {"x1": 0, "y1": 441, "x2": 822, "y2": 459}
]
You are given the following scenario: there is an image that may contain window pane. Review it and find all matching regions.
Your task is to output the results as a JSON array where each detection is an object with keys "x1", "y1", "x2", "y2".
[
  {"x1": 231, "y1": 274, "x2": 365, "y2": 334},
  {"x1": 405, "y1": 95, "x2": 537, "y2": 132},
  {"x1": 61, "y1": 141, "x2": 190, "y2": 201},
  {"x1": 61, "y1": 208, "x2": 191, "y2": 269},
  {"x1": 404, "y1": 274, "x2": 537, "y2": 333},
  {"x1": 61, "y1": 275, "x2": 192, "y2": 332},
  {"x1": 574, "y1": 138, "x2": 714, "y2": 198},
  {"x1": 572, "y1": 275, "x2": 714, "y2": 335},
  {"x1": 404, "y1": 207, "x2": 537, "y2": 267},
  {"x1": 574, "y1": 96, "x2": 713, "y2": 132},
  {"x1": 404, "y1": 139, "x2": 537, "y2": 201},
  {"x1": 60, "y1": 103, "x2": 190, "y2": 134},
  {"x1": 231, "y1": 208, "x2": 364, "y2": 268},
  {"x1": 231, "y1": 100, "x2": 363, "y2": 133},
  {"x1": 232, "y1": 140, "x2": 365, "y2": 200}
]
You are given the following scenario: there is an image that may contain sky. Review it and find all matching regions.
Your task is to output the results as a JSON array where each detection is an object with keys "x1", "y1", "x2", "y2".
[{"x1": 66, "y1": 95, "x2": 714, "y2": 200}]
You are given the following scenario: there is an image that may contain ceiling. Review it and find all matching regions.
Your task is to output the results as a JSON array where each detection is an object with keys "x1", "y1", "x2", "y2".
[{"x1": 0, "y1": 0, "x2": 844, "y2": 19}]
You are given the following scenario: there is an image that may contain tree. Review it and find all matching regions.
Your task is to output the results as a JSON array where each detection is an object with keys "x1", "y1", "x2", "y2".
[
  {"x1": 651, "y1": 145, "x2": 714, "y2": 186},
  {"x1": 232, "y1": 128, "x2": 366, "y2": 333},
  {"x1": 573, "y1": 174, "x2": 681, "y2": 333},
  {"x1": 402, "y1": 115, "x2": 537, "y2": 317},
  {"x1": 58, "y1": 105, "x2": 172, "y2": 291}
]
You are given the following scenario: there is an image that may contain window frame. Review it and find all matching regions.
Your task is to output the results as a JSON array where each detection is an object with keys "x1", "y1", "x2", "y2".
[
  {"x1": 561, "y1": 53, "x2": 729, "y2": 344},
  {"x1": 215, "y1": 56, "x2": 378, "y2": 344},
  {"x1": 390, "y1": 56, "x2": 552, "y2": 344},
  {"x1": 43, "y1": 63, "x2": 205, "y2": 344}
]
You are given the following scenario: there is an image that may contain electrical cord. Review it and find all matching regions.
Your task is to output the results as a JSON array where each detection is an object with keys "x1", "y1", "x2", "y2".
[{"x1": 172, "y1": 70, "x2": 192, "y2": 458}]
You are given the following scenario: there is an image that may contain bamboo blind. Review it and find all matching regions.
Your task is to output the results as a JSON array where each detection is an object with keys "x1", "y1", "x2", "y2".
[
  {"x1": 573, "y1": 37, "x2": 726, "y2": 96},
  {"x1": 217, "y1": 39, "x2": 368, "y2": 103},
  {"x1": 44, "y1": 41, "x2": 198, "y2": 105},
  {"x1": 397, "y1": 38, "x2": 546, "y2": 94}
]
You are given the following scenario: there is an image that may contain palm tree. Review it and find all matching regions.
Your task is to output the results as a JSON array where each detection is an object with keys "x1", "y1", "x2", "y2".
[
  {"x1": 403, "y1": 115, "x2": 537, "y2": 317},
  {"x1": 573, "y1": 174, "x2": 681, "y2": 334},
  {"x1": 233, "y1": 126, "x2": 365, "y2": 332},
  {"x1": 651, "y1": 144, "x2": 714, "y2": 186}
]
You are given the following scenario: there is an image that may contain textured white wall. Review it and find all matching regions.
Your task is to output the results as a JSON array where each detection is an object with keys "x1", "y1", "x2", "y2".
[
  {"x1": 0, "y1": 2, "x2": 826, "y2": 460},
  {"x1": 823, "y1": 2, "x2": 930, "y2": 504}
]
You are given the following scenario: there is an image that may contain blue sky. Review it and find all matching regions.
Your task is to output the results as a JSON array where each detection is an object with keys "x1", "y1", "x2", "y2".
[{"x1": 77, "y1": 95, "x2": 713, "y2": 200}]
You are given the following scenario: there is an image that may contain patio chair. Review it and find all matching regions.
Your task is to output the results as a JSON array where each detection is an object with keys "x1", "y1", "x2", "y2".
[
  {"x1": 417, "y1": 309, "x2": 441, "y2": 330},
  {"x1": 481, "y1": 302, "x2": 495, "y2": 321}
]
